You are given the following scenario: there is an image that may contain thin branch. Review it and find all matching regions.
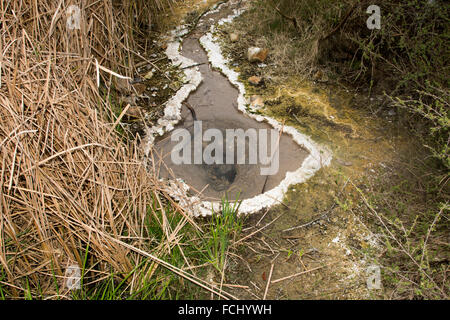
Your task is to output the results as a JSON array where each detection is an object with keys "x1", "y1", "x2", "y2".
[
  {"x1": 268, "y1": 2, "x2": 299, "y2": 32},
  {"x1": 321, "y1": 1, "x2": 360, "y2": 41},
  {"x1": 351, "y1": 180, "x2": 448, "y2": 299},
  {"x1": 271, "y1": 263, "x2": 333, "y2": 284}
]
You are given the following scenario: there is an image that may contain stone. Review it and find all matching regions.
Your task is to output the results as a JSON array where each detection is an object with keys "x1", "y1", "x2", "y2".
[
  {"x1": 144, "y1": 70, "x2": 154, "y2": 80},
  {"x1": 229, "y1": 33, "x2": 239, "y2": 42},
  {"x1": 248, "y1": 76, "x2": 263, "y2": 86},
  {"x1": 249, "y1": 95, "x2": 264, "y2": 109},
  {"x1": 247, "y1": 47, "x2": 269, "y2": 63}
]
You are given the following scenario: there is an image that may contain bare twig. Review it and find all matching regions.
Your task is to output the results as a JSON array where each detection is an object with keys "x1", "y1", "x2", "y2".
[
  {"x1": 263, "y1": 263, "x2": 274, "y2": 300},
  {"x1": 271, "y1": 263, "x2": 333, "y2": 284},
  {"x1": 267, "y1": 2, "x2": 300, "y2": 32}
]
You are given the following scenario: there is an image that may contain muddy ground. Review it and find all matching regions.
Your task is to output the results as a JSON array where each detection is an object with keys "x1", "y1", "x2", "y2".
[{"x1": 128, "y1": 0, "x2": 447, "y2": 299}]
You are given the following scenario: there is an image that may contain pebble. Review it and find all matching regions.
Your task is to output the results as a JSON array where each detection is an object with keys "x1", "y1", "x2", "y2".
[
  {"x1": 144, "y1": 70, "x2": 154, "y2": 80},
  {"x1": 229, "y1": 33, "x2": 239, "y2": 42},
  {"x1": 249, "y1": 95, "x2": 264, "y2": 109},
  {"x1": 248, "y1": 76, "x2": 263, "y2": 86},
  {"x1": 247, "y1": 47, "x2": 269, "y2": 63}
]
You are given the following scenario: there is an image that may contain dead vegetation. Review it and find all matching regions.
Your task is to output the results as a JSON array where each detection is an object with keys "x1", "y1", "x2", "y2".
[{"x1": 0, "y1": 0, "x2": 234, "y2": 299}]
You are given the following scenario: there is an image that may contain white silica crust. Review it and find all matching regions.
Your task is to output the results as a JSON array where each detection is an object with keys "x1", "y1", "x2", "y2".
[
  {"x1": 144, "y1": 6, "x2": 332, "y2": 217},
  {"x1": 142, "y1": 26, "x2": 202, "y2": 156}
]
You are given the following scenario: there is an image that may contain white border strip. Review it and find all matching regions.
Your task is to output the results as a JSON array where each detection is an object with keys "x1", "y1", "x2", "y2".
[{"x1": 142, "y1": 26, "x2": 202, "y2": 156}]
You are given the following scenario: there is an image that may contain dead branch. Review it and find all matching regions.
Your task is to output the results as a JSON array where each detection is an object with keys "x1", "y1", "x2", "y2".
[
  {"x1": 321, "y1": 1, "x2": 360, "y2": 41},
  {"x1": 268, "y1": 2, "x2": 300, "y2": 32}
]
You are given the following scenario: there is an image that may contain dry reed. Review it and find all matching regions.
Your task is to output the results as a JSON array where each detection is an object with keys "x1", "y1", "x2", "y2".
[{"x1": 0, "y1": 0, "x2": 219, "y2": 299}]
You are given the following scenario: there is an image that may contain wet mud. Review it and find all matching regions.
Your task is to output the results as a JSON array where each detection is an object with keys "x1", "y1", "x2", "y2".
[{"x1": 153, "y1": 3, "x2": 308, "y2": 202}]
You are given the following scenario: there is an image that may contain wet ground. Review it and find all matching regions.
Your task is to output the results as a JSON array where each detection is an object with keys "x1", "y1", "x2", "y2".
[{"x1": 153, "y1": 2, "x2": 308, "y2": 202}]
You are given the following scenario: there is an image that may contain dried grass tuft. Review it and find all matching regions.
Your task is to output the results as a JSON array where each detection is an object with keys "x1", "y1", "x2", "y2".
[{"x1": 0, "y1": 0, "x2": 218, "y2": 299}]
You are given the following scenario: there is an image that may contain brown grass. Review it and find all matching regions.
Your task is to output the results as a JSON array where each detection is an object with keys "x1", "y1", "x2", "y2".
[{"x1": 0, "y1": 0, "x2": 228, "y2": 299}]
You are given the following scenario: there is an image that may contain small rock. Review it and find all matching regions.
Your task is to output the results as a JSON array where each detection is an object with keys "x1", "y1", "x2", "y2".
[
  {"x1": 247, "y1": 47, "x2": 269, "y2": 63},
  {"x1": 229, "y1": 33, "x2": 239, "y2": 42},
  {"x1": 144, "y1": 70, "x2": 154, "y2": 80},
  {"x1": 249, "y1": 95, "x2": 264, "y2": 109},
  {"x1": 248, "y1": 76, "x2": 263, "y2": 86}
]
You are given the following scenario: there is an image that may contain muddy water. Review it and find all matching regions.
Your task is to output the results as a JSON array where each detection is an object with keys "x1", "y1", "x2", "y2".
[{"x1": 154, "y1": 3, "x2": 308, "y2": 202}]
